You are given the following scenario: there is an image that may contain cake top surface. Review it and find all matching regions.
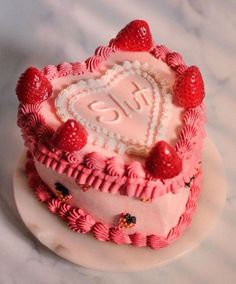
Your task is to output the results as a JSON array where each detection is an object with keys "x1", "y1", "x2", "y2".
[{"x1": 16, "y1": 19, "x2": 205, "y2": 196}]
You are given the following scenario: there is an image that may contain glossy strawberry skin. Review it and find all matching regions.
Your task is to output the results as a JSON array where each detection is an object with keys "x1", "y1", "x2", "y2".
[
  {"x1": 16, "y1": 67, "x2": 52, "y2": 104},
  {"x1": 174, "y1": 66, "x2": 205, "y2": 109},
  {"x1": 113, "y1": 19, "x2": 153, "y2": 51},
  {"x1": 53, "y1": 119, "x2": 87, "y2": 152},
  {"x1": 145, "y1": 141, "x2": 182, "y2": 179}
]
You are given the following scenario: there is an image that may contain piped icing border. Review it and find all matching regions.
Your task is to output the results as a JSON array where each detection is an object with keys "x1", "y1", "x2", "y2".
[
  {"x1": 25, "y1": 152, "x2": 202, "y2": 249},
  {"x1": 17, "y1": 43, "x2": 206, "y2": 201}
]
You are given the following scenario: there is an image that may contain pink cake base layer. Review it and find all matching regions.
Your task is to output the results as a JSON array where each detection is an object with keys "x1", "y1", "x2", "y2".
[{"x1": 26, "y1": 154, "x2": 202, "y2": 249}]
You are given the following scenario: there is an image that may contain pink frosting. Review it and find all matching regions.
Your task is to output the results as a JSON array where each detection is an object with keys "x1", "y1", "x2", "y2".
[
  {"x1": 109, "y1": 227, "x2": 131, "y2": 244},
  {"x1": 34, "y1": 184, "x2": 52, "y2": 202},
  {"x1": 166, "y1": 52, "x2": 185, "y2": 68},
  {"x1": 28, "y1": 172, "x2": 41, "y2": 188},
  {"x1": 95, "y1": 46, "x2": 114, "y2": 60},
  {"x1": 18, "y1": 103, "x2": 41, "y2": 115},
  {"x1": 106, "y1": 157, "x2": 125, "y2": 177},
  {"x1": 176, "y1": 64, "x2": 187, "y2": 76},
  {"x1": 42, "y1": 65, "x2": 58, "y2": 80},
  {"x1": 184, "y1": 109, "x2": 201, "y2": 126},
  {"x1": 71, "y1": 61, "x2": 87, "y2": 75},
  {"x1": 58, "y1": 203, "x2": 71, "y2": 219},
  {"x1": 76, "y1": 214, "x2": 95, "y2": 233},
  {"x1": 127, "y1": 161, "x2": 146, "y2": 178},
  {"x1": 57, "y1": 62, "x2": 72, "y2": 77},
  {"x1": 37, "y1": 125, "x2": 54, "y2": 142},
  {"x1": 67, "y1": 208, "x2": 85, "y2": 232},
  {"x1": 147, "y1": 234, "x2": 168, "y2": 249},
  {"x1": 48, "y1": 198, "x2": 62, "y2": 214},
  {"x1": 93, "y1": 222, "x2": 110, "y2": 241},
  {"x1": 85, "y1": 55, "x2": 103, "y2": 72},
  {"x1": 178, "y1": 212, "x2": 192, "y2": 230},
  {"x1": 129, "y1": 232, "x2": 147, "y2": 247},
  {"x1": 151, "y1": 44, "x2": 171, "y2": 61},
  {"x1": 85, "y1": 152, "x2": 106, "y2": 171},
  {"x1": 180, "y1": 125, "x2": 197, "y2": 142},
  {"x1": 64, "y1": 152, "x2": 79, "y2": 166},
  {"x1": 175, "y1": 139, "x2": 193, "y2": 158}
]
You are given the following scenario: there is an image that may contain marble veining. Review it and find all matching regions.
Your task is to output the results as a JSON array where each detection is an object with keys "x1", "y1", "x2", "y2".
[{"x1": 0, "y1": 0, "x2": 235, "y2": 283}]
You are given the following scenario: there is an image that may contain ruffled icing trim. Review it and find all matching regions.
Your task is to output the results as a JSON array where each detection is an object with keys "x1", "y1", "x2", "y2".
[{"x1": 25, "y1": 155, "x2": 202, "y2": 250}]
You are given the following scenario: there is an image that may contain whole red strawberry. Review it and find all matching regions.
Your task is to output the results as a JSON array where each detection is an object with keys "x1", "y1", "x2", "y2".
[
  {"x1": 174, "y1": 66, "x2": 205, "y2": 108},
  {"x1": 145, "y1": 141, "x2": 182, "y2": 179},
  {"x1": 113, "y1": 19, "x2": 153, "y2": 51},
  {"x1": 16, "y1": 67, "x2": 52, "y2": 104},
  {"x1": 53, "y1": 119, "x2": 87, "y2": 152}
]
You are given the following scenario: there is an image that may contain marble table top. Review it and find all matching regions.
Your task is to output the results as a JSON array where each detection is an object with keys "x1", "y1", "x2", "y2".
[{"x1": 0, "y1": 0, "x2": 235, "y2": 283}]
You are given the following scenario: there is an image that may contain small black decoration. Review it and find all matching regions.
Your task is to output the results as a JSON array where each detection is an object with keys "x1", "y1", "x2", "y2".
[
  {"x1": 118, "y1": 213, "x2": 137, "y2": 228},
  {"x1": 185, "y1": 175, "x2": 195, "y2": 188},
  {"x1": 124, "y1": 213, "x2": 136, "y2": 225},
  {"x1": 54, "y1": 182, "x2": 72, "y2": 201}
]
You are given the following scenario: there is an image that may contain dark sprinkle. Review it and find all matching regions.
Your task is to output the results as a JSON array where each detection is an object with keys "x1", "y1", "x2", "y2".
[
  {"x1": 124, "y1": 213, "x2": 136, "y2": 224},
  {"x1": 185, "y1": 175, "x2": 195, "y2": 188},
  {"x1": 55, "y1": 182, "x2": 70, "y2": 197}
]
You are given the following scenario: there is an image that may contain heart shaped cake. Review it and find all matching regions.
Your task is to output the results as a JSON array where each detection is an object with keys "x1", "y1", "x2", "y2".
[{"x1": 16, "y1": 20, "x2": 206, "y2": 249}]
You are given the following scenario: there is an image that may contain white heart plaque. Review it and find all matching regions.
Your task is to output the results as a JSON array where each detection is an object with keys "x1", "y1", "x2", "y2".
[{"x1": 55, "y1": 61, "x2": 172, "y2": 154}]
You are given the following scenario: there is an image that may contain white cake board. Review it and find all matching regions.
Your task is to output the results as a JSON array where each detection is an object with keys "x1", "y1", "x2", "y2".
[{"x1": 13, "y1": 138, "x2": 227, "y2": 272}]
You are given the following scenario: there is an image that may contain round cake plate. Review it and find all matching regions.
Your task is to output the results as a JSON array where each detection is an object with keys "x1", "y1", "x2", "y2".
[{"x1": 13, "y1": 138, "x2": 227, "y2": 272}]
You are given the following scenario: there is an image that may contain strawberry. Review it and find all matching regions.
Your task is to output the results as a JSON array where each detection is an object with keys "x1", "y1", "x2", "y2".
[
  {"x1": 112, "y1": 19, "x2": 153, "y2": 51},
  {"x1": 174, "y1": 66, "x2": 205, "y2": 108},
  {"x1": 16, "y1": 67, "x2": 52, "y2": 104},
  {"x1": 53, "y1": 119, "x2": 87, "y2": 152},
  {"x1": 145, "y1": 141, "x2": 182, "y2": 179}
]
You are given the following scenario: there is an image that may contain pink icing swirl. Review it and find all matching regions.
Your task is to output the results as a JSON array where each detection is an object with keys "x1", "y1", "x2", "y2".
[
  {"x1": 76, "y1": 214, "x2": 95, "y2": 233},
  {"x1": 178, "y1": 213, "x2": 192, "y2": 228},
  {"x1": 176, "y1": 64, "x2": 187, "y2": 76},
  {"x1": 71, "y1": 61, "x2": 87, "y2": 75},
  {"x1": 48, "y1": 198, "x2": 62, "y2": 214},
  {"x1": 85, "y1": 152, "x2": 106, "y2": 171},
  {"x1": 180, "y1": 125, "x2": 197, "y2": 141},
  {"x1": 67, "y1": 208, "x2": 85, "y2": 232},
  {"x1": 92, "y1": 222, "x2": 110, "y2": 241},
  {"x1": 147, "y1": 235, "x2": 168, "y2": 249},
  {"x1": 24, "y1": 112, "x2": 45, "y2": 129},
  {"x1": 166, "y1": 52, "x2": 185, "y2": 68},
  {"x1": 184, "y1": 109, "x2": 201, "y2": 126},
  {"x1": 95, "y1": 46, "x2": 113, "y2": 60},
  {"x1": 58, "y1": 203, "x2": 71, "y2": 219},
  {"x1": 34, "y1": 184, "x2": 52, "y2": 202},
  {"x1": 151, "y1": 45, "x2": 171, "y2": 61},
  {"x1": 42, "y1": 65, "x2": 58, "y2": 80},
  {"x1": 175, "y1": 139, "x2": 192, "y2": 158},
  {"x1": 18, "y1": 103, "x2": 41, "y2": 115},
  {"x1": 28, "y1": 172, "x2": 41, "y2": 188},
  {"x1": 57, "y1": 62, "x2": 72, "y2": 77},
  {"x1": 64, "y1": 152, "x2": 79, "y2": 166},
  {"x1": 37, "y1": 124, "x2": 54, "y2": 142},
  {"x1": 85, "y1": 55, "x2": 103, "y2": 72},
  {"x1": 106, "y1": 157, "x2": 125, "y2": 177},
  {"x1": 129, "y1": 232, "x2": 147, "y2": 247},
  {"x1": 109, "y1": 227, "x2": 131, "y2": 244},
  {"x1": 127, "y1": 161, "x2": 146, "y2": 178}
]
